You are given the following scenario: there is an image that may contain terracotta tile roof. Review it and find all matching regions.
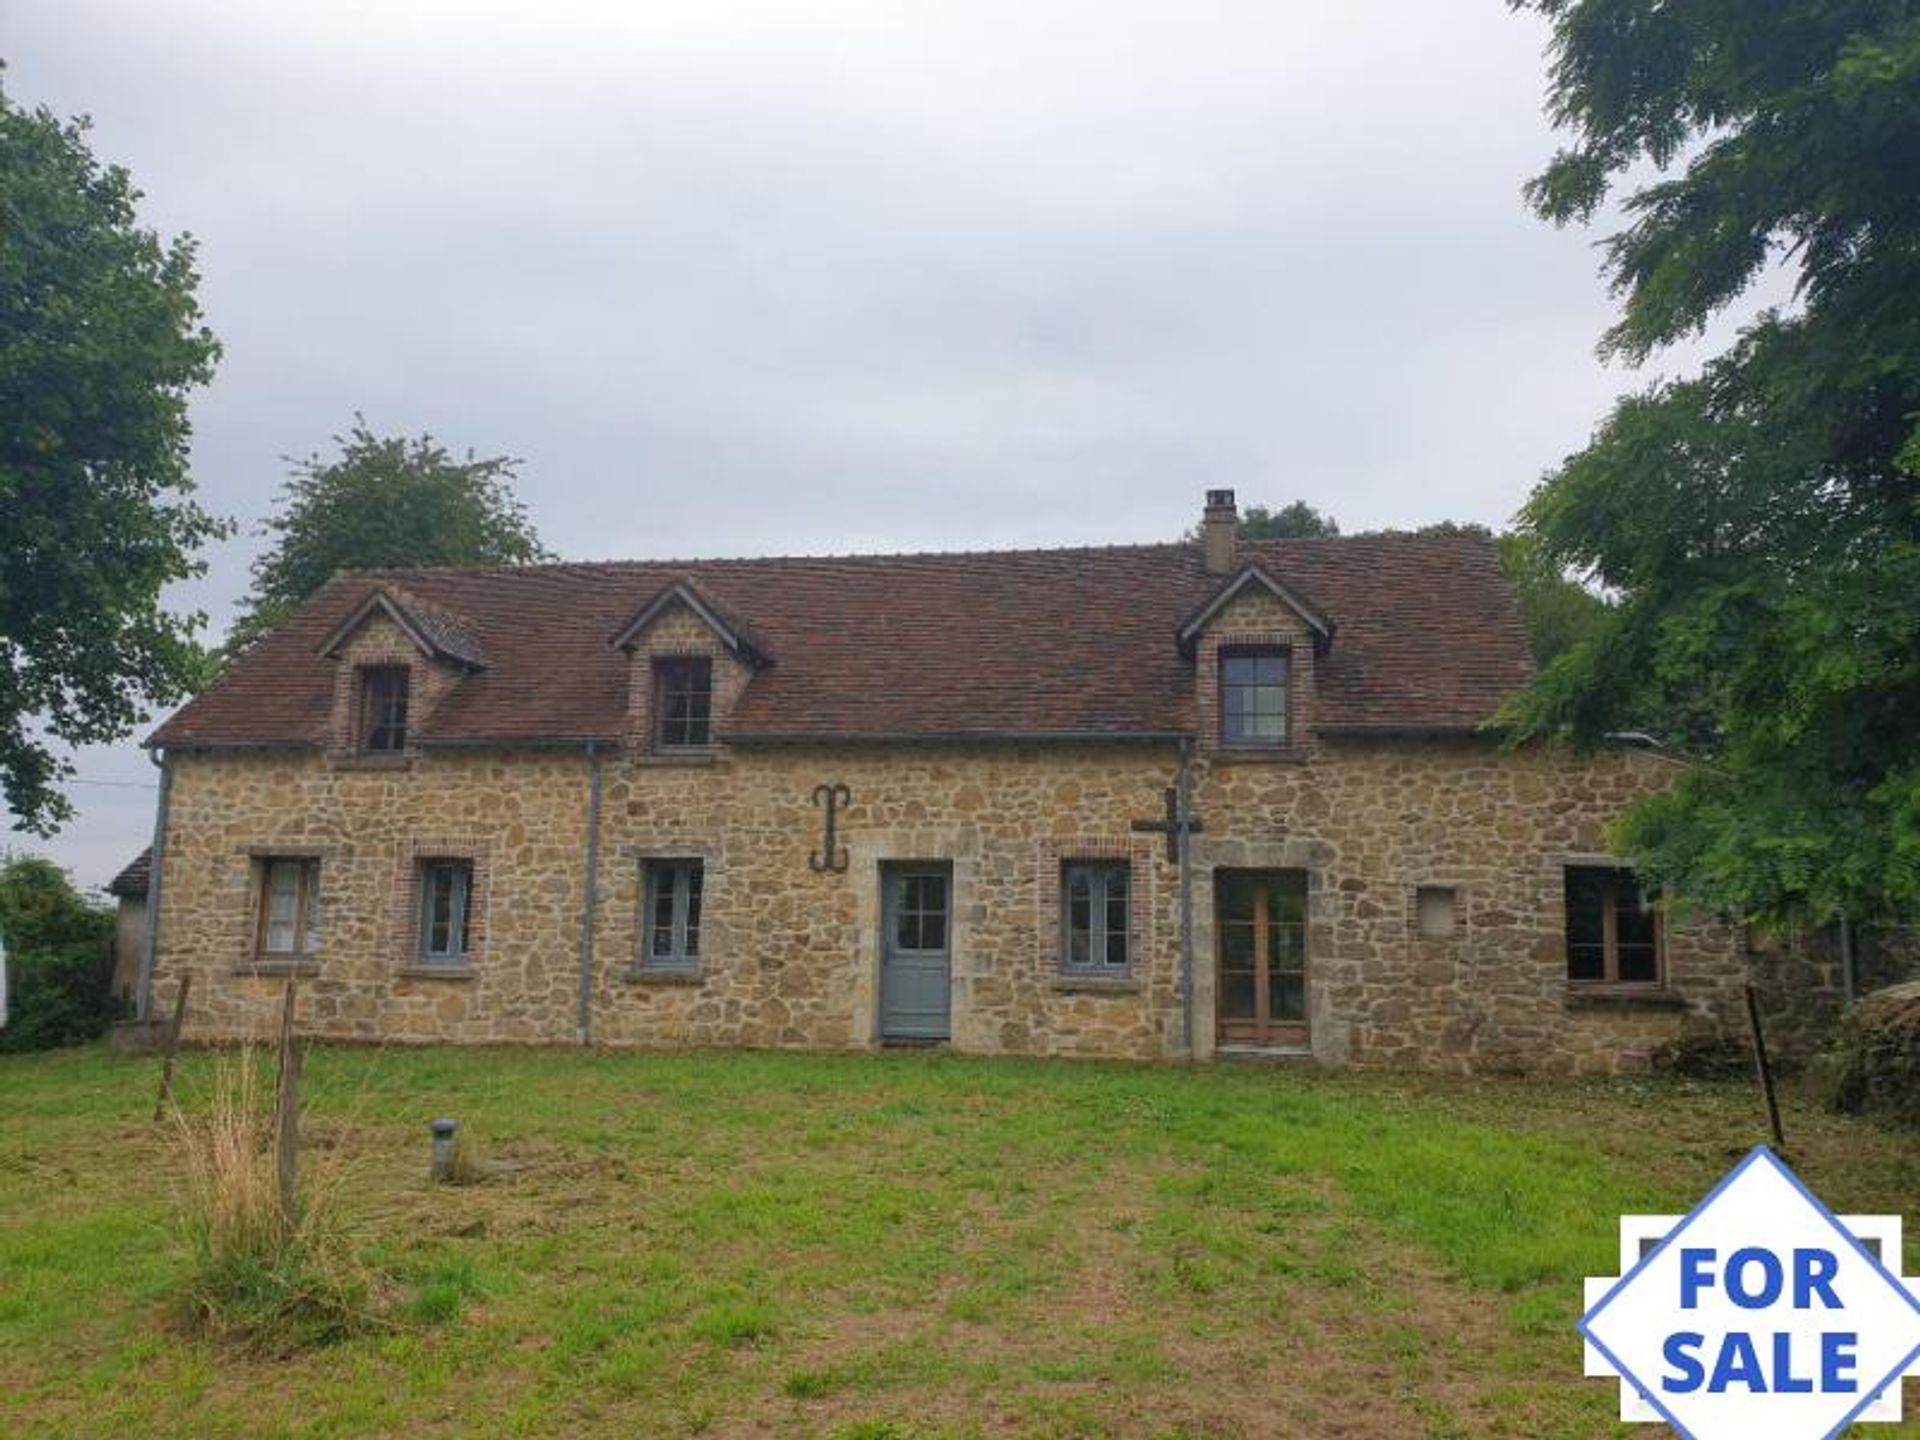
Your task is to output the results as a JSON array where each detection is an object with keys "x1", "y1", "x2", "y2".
[{"x1": 148, "y1": 536, "x2": 1533, "y2": 750}]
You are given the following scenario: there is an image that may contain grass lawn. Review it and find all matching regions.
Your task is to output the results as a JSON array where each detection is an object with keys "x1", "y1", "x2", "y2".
[{"x1": 1, "y1": 1044, "x2": 1916, "y2": 1438}]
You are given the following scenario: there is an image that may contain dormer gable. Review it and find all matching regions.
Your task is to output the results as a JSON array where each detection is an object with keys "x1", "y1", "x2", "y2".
[
  {"x1": 610, "y1": 578, "x2": 767, "y2": 666},
  {"x1": 318, "y1": 585, "x2": 484, "y2": 757},
  {"x1": 1180, "y1": 563, "x2": 1329, "y2": 758},
  {"x1": 610, "y1": 579, "x2": 762, "y2": 754},
  {"x1": 318, "y1": 585, "x2": 489, "y2": 672},
  {"x1": 1177, "y1": 563, "x2": 1333, "y2": 659}
]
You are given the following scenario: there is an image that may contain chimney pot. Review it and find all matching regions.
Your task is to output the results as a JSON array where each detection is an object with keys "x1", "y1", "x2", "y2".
[{"x1": 1201, "y1": 489, "x2": 1238, "y2": 575}]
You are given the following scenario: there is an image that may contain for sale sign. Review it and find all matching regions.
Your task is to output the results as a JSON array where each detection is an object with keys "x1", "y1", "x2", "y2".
[{"x1": 1582, "y1": 1146, "x2": 1920, "y2": 1438}]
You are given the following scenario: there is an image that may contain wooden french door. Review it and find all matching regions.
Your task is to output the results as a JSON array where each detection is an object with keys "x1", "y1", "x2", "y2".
[{"x1": 1215, "y1": 870, "x2": 1309, "y2": 1048}]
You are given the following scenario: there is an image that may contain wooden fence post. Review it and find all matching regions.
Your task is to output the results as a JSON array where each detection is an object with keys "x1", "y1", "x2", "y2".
[
  {"x1": 151, "y1": 970, "x2": 193, "y2": 1123},
  {"x1": 1744, "y1": 981, "x2": 1786, "y2": 1152},
  {"x1": 273, "y1": 978, "x2": 302, "y2": 1238}
]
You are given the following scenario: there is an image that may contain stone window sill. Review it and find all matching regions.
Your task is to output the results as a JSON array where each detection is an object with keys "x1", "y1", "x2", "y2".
[
  {"x1": 1565, "y1": 985, "x2": 1687, "y2": 1012},
  {"x1": 626, "y1": 967, "x2": 704, "y2": 986},
  {"x1": 1210, "y1": 746, "x2": 1310, "y2": 766},
  {"x1": 1050, "y1": 973, "x2": 1142, "y2": 995},
  {"x1": 235, "y1": 958, "x2": 319, "y2": 978},
  {"x1": 396, "y1": 962, "x2": 476, "y2": 981},
  {"x1": 330, "y1": 752, "x2": 414, "y2": 772},
  {"x1": 634, "y1": 748, "x2": 723, "y2": 767}
]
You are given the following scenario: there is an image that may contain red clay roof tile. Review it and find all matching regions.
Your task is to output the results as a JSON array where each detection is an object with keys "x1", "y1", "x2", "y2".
[{"x1": 148, "y1": 535, "x2": 1533, "y2": 749}]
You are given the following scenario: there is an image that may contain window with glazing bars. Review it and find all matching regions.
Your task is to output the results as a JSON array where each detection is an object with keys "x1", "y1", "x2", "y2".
[
  {"x1": 641, "y1": 859, "x2": 704, "y2": 970},
  {"x1": 359, "y1": 666, "x2": 410, "y2": 751},
  {"x1": 1062, "y1": 861, "x2": 1130, "y2": 972},
  {"x1": 1564, "y1": 866, "x2": 1660, "y2": 984},
  {"x1": 1219, "y1": 648, "x2": 1288, "y2": 747},
  {"x1": 256, "y1": 857, "x2": 321, "y2": 959},
  {"x1": 653, "y1": 657, "x2": 713, "y2": 748},
  {"x1": 417, "y1": 859, "x2": 474, "y2": 964}
]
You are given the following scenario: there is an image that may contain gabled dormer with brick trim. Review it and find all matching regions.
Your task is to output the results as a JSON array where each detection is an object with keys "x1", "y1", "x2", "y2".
[
  {"x1": 1180, "y1": 496, "x2": 1334, "y2": 760},
  {"x1": 610, "y1": 579, "x2": 764, "y2": 758},
  {"x1": 317, "y1": 586, "x2": 487, "y2": 761}
]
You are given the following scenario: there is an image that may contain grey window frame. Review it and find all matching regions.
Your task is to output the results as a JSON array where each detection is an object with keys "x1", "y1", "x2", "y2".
[
  {"x1": 641, "y1": 858, "x2": 704, "y2": 971},
  {"x1": 653, "y1": 656, "x2": 714, "y2": 749},
  {"x1": 1060, "y1": 860, "x2": 1131, "y2": 973},
  {"x1": 417, "y1": 859, "x2": 474, "y2": 965},
  {"x1": 360, "y1": 665, "x2": 411, "y2": 752},
  {"x1": 1219, "y1": 647, "x2": 1289, "y2": 748}
]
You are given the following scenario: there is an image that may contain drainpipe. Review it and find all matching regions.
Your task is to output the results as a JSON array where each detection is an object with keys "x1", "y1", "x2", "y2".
[
  {"x1": 575, "y1": 741, "x2": 604, "y2": 1046},
  {"x1": 134, "y1": 749, "x2": 173, "y2": 1022},
  {"x1": 1177, "y1": 735, "x2": 1196, "y2": 1060}
]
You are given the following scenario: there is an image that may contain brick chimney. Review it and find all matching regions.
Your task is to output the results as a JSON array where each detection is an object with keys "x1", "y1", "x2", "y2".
[{"x1": 1200, "y1": 488, "x2": 1238, "y2": 575}]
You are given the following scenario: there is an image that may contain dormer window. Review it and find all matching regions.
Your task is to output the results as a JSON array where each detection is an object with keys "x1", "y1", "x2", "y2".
[
  {"x1": 1220, "y1": 648, "x2": 1288, "y2": 747},
  {"x1": 359, "y1": 666, "x2": 410, "y2": 752},
  {"x1": 654, "y1": 656, "x2": 713, "y2": 748}
]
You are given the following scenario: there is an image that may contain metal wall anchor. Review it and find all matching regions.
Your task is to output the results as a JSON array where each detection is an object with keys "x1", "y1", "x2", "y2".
[{"x1": 809, "y1": 782, "x2": 851, "y2": 872}]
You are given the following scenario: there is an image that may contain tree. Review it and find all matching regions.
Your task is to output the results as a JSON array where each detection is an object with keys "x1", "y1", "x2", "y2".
[
  {"x1": 1238, "y1": 500, "x2": 1340, "y2": 539},
  {"x1": 1505, "y1": 1, "x2": 1920, "y2": 925},
  {"x1": 1492, "y1": 530, "x2": 1609, "y2": 670},
  {"x1": 0, "y1": 853, "x2": 115, "y2": 1052},
  {"x1": 0, "y1": 76, "x2": 225, "y2": 834},
  {"x1": 227, "y1": 422, "x2": 554, "y2": 656}
]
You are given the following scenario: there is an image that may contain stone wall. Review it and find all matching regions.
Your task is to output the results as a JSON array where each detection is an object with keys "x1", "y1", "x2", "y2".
[{"x1": 148, "y1": 728, "x2": 1832, "y2": 1073}]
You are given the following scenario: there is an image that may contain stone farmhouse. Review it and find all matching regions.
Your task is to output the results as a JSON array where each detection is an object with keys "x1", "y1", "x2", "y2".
[{"x1": 134, "y1": 492, "x2": 1841, "y2": 1072}]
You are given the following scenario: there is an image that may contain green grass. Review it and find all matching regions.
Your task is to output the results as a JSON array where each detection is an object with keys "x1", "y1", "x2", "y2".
[{"x1": 1, "y1": 1043, "x2": 1916, "y2": 1437}]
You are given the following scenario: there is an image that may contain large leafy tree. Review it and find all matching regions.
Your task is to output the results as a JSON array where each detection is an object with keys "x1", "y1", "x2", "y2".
[
  {"x1": 0, "y1": 852, "x2": 116, "y2": 1052},
  {"x1": 227, "y1": 422, "x2": 553, "y2": 656},
  {"x1": 1506, "y1": 1, "x2": 1920, "y2": 924},
  {"x1": 1239, "y1": 500, "x2": 1341, "y2": 539},
  {"x1": 0, "y1": 78, "x2": 224, "y2": 833}
]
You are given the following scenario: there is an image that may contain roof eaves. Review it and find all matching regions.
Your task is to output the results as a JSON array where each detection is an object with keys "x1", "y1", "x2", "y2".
[{"x1": 725, "y1": 728, "x2": 1189, "y2": 747}]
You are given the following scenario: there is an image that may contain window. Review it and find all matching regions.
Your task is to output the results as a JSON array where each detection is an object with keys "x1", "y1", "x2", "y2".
[
  {"x1": 653, "y1": 657, "x2": 713, "y2": 748},
  {"x1": 417, "y1": 859, "x2": 474, "y2": 964},
  {"x1": 1062, "y1": 861, "x2": 1130, "y2": 971},
  {"x1": 1219, "y1": 648, "x2": 1288, "y2": 747},
  {"x1": 641, "y1": 859, "x2": 703, "y2": 970},
  {"x1": 256, "y1": 857, "x2": 320, "y2": 959},
  {"x1": 1416, "y1": 886, "x2": 1457, "y2": 939},
  {"x1": 359, "y1": 666, "x2": 410, "y2": 752},
  {"x1": 1565, "y1": 866, "x2": 1660, "y2": 984}
]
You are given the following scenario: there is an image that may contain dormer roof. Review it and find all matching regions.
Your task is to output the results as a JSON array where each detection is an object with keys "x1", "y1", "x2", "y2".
[
  {"x1": 316, "y1": 584, "x2": 489, "y2": 671},
  {"x1": 609, "y1": 577, "x2": 768, "y2": 665},
  {"x1": 1176, "y1": 563, "x2": 1334, "y2": 656}
]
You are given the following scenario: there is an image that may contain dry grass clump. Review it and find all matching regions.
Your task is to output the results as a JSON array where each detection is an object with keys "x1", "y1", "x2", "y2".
[{"x1": 166, "y1": 1048, "x2": 387, "y2": 1353}]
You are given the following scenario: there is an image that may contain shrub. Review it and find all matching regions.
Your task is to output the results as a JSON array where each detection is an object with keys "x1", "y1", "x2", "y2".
[
  {"x1": 1652, "y1": 1031, "x2": 1753, "y2": 1080},
  {"x1": 167, "y1": 1049, "x2": 385, "y2": 1352},
  {"x1": 0, "y1": 855, "x2": 115, "y2": 1052},
  {"x1": 1810, "y1": 982, "x2": 1920, "y2": 1130}
]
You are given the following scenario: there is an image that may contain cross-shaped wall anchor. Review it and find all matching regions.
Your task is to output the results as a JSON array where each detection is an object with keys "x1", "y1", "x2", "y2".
[{"x1": 1130, "y1": 786, "x2": 1203, "y2": 863}]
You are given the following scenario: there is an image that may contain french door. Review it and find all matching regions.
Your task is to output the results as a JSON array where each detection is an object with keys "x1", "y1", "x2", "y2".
[{"x1": 1215, "y1": 870, "x2": 1309, "y2": 1048}]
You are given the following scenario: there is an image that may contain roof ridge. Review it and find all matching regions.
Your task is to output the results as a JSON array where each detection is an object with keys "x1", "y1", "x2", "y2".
[{"x1": 337, "y1": 530, "x2": 1485, "y2": 583}]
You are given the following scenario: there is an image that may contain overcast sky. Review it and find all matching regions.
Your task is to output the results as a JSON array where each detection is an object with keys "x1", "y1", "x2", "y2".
[{"x1": 5, "y1": 0, "x2": 1734, "y2": 887}]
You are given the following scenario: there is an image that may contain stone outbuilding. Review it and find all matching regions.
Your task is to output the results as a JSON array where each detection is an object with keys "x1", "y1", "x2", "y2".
[
  {"x1": 136, "y1": 492, "x2": 1841, "y2": 1071},
  {"x1": 105, "y1": 847, "x2": 152, "y2": 1010}
]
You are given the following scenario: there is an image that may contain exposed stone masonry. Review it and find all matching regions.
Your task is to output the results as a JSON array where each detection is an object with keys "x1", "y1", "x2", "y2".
[{"x1": 149, "y1": 593, "x2": 1845, "y2": 1072}]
